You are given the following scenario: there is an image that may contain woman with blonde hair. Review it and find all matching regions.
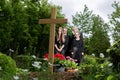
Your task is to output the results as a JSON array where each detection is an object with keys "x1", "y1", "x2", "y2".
[
  {"x1": 54, "y1": 27, "x2": 65, "y2": 54},
  {"x1": 71, "y1": 32, "x2": 84, "y2": 66}
]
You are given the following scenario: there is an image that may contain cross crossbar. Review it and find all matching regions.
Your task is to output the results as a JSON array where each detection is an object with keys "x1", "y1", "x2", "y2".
[{"x1": 39, "y1": 19, "x2": 67, "y2": 24}]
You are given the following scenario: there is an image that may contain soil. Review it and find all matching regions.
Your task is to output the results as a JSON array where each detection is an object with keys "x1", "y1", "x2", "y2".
[{"x1": 28, "y1": 71, "x2": 83, "y2": 80}]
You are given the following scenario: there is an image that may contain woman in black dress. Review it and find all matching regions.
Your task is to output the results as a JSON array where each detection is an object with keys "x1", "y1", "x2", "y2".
[
  {"x1": 71, "y1": 32, "x2": 84, "y2": 66},
  {"x1": 54, "y1": 27, "x2": 70, "y2": 56},
  {"x1": 54, "y1": 27, "x2": 64, "y2": 54},
  {"x1": 61, "y1": 27, "x2": 70, "y2": 56}
]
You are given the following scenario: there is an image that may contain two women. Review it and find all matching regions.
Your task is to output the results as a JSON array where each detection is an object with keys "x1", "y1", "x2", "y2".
[
  {"x1": 54, "y1": 26, "x2": 84, "y2": 66},
  {"x1": 54, "y1": 27, "x2": 69, "y2": 56}
]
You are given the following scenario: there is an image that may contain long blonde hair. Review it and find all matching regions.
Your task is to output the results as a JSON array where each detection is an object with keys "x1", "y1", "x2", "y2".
[{"x1": 56, "y1": 27, "x2": 62, "y2": 42}]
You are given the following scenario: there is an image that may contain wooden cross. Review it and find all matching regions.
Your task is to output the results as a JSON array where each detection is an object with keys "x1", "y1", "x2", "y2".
[{"x1": 39, "y1": 7, "x2": 67, "y2": 73}]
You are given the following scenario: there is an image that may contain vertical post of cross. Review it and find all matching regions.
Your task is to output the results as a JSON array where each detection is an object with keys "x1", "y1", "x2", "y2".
[{"x1": 48, "y1": 8, "x2": 56, "y2": 73}]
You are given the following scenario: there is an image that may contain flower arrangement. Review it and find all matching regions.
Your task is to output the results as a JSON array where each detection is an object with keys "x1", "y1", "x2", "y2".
[
  {"x1": 44, "y1": 54, "x2": 78, "y2": 71},
  {"x1": 44, "y1": 53, "x2": 66, "y2": 64},
  {"x1": 59, "y1": 56, "x2": 78, "y2": 68}
]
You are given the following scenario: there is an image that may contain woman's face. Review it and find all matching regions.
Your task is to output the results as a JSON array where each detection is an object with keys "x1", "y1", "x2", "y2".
[
  {"x1": 63, "y1": 28, "x2": 67, "y2": 34},
  {"x1": 58, "y1": 27, "x2": 62, "y2": 34},
  {"x1": 73, "y1": 27, "x2": 79, "y2": 33},
  {"x1": 75, "y1": 32, "x2": 80, "y2": 38}
]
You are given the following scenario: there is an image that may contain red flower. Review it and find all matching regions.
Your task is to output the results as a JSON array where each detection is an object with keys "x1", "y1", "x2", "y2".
[
  {"x1": 44, "y1": 53, "x2": 49, "y2": 59},
  {"x1": 54, "y1": 53, "x2": 66, "y2": 60},
  {"x1": 44, "y1": 53, "x2": 66, "y2": 61}
]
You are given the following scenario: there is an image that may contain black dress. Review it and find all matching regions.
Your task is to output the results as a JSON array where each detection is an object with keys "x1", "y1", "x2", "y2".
[
  {"x1": 62, "y1": 34, "x2": 70, "y2": 56},
  {"x1": 54, "y1": 36, "x2": 63, "y2": 54},
  {"x1": 69, "y1": 32, "x2": 83, "y2": 55},
  {"x1": 54, "y1": 35, "x2": 70, "y2": 56},
  {"x1": 71, "y1": 38, "x2": 84, "y2": 65}
]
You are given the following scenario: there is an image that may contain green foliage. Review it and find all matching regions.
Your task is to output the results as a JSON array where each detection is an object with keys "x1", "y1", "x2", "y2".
[
  {"x1": 89, "y1": 16, "x2": 110, "y2": 56},
  {"x1": 0, "y1": 0, "x2": 65, "y2": 56},
  {"x1": 0, "y1": 52, "x2": 17, "y2": 79},
  {"x1": 109, "y1": 1, "x2": 120, "y2": 41},
  {"x1": 79, "y1": 55, "x2": 114, "y2": 80},
  {"x1": 59, "y1": 60, "x2": 78, "y2": 68},
  {"x1": 107, "y1": 39, "x2": 120, "y2": 56},
  {"x1": 15, "y1": 55, "x2": 34, "y2": 69},
  {"x1": 30, "y1": 57, "x2": 49, "y2": 72},
  {"x1": 0, "y1": 0, "x2": 13, "y2": 52},
  {"x1": 72, "y1": 5, "x2": 94, "y2": 34},
  {"x1": 15, "y1": 55, "x2": 49, "y2": 72},
  {"x1": 83, "y1": 55, "x2": 96, "y2": 64},
  {"x1": 107, "y1": 39, "x2": 120, "y2": 72},
  {"x1": 72, "y1": 5, "x2": 110, "y2": 56},
  {"x1": 107, "y1": 75, "x2": 115, "y2": 80},
  {"x1": 79, "y1": 55, "x2": 98, "y2": 75}
]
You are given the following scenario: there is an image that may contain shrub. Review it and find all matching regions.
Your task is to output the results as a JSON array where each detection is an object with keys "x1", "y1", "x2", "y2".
[
  {"x1": 15, "y1": 55, "x2": 34, "y2": 69},
  {"x1": 79, "y1": 55, "x2": 114, "y2": 80},
  {"x1": 107, "y1": 39, "x2": 120, "y2": 72},
  {"x1": 0, "y1": 52, "x2": 17, "y2": 79}
]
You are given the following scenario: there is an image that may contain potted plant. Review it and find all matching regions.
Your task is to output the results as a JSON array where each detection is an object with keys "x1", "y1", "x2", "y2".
[
  {"x1": 59, "y1": 56, "x2": 78, "y2": 72},
  {"x1": 44, "y1": 53, "x2": 66, "y2": 72}
]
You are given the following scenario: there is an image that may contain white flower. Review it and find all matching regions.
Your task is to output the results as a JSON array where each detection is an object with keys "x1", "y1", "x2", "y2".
[
  {"x1": 34, "y1": 61, "x2": 40, "y2": 65},
  {"x1": 74, "y1": 69, "x2": 78, "y2": 72},
  {"x1": 39, "y1": 62, "x2": 42, "y2": 64},
  {"x1": 100, "y1": 53, "x2": 104, "y2": 58},
  {"x1": 32, "y1": 64, "x2": 41, "y2": 69},
  {"x1": 33, "y1": 77, "x2": 38, "y2": 80},
  {"x1": 36, "y1": 65, "x2": 41, "y2": 69},
  {"x1": 32, "y1": 55, "x2": 36, "y2": 59},
  {"x1": 83, "y1": 68, "x2": 85, "y2": 70},
  {"x1": 48, "y1": 62, "x2": 53, "y2": 66},
  {"x1": 108, "y1": 63, "x2": 113, "y2": 67},
  {"x1": 44, "y1": 58, "x2": 48, "y2": 61},
  {"x1": 22, "y1": 69, "x2": 28, "y2": 72},
  {"x1": 92, "y1": 53, "x2": 95, "y2": 57},
  {"x1": 0, "y1": 66, "x2": 2, "y2": 70},
  {"x1": 32, "y1": 61, "x2": 41, "y2": 69},
  {"x1": 13, "y1": 76, "x2": 19, "y2": 80},
  {"x1": 9, "y1": 48, "x2": 14, "y2": 52}
]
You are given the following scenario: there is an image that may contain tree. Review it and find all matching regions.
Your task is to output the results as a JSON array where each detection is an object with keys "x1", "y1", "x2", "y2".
[
  {"x1": 0, "y1": 0, "x2": 66, "y2": 57},
  {"x1": 0, "y1": 0, "x2": 13, "y2": 53},
  {"x1": 89, "y1": 16, "x2": 110, "y2": 56},
  {"x1": 72, "y1": 5, "x2": 110, "y2": 56},
  {"x1": 72, "y1": 5, "x2": 94, "y2": 36},
  {"x1": 109, "y1": 1, "x2": 120, "y2": 41},
  {"x1": 108, "y1": 1, "x2": 120, "y2": 72}
]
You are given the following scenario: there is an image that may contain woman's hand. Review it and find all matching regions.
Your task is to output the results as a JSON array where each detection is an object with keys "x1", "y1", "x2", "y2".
[
  {"x1": 71, "y1": 52, "x2": 74, "y2": 55},
  {"x1": 82, "y1": 52, "x2": 84, "y2": 55}
]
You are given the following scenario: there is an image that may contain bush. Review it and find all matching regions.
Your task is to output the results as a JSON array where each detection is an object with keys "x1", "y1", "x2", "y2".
[
  {"x1": 79, "y1": 55, "x2": 114, "y2": 80},
  {"x1": 107, "y1": 39, "x2": 120, "y2": 72},
  {"x1": 15, "y1": 55, "x2": 34, "y2": 69},
  {"x1": 0, "y1": 52, "x2": 17, "y2": 79}
]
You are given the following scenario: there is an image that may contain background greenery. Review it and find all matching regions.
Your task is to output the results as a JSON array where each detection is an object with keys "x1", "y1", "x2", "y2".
[
  {"x1": 0, "y1": 0, "x2": 66, "y2": 57},
  {"x1": 0, "y1": 0, "x2": 120, "y2": 57}
]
